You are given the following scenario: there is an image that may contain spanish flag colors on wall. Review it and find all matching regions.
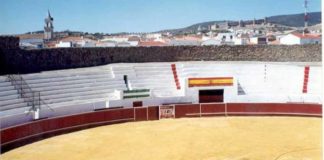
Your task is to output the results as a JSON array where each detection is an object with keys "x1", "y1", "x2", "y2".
[{"x1": 188, "y1": 77, "x2": 233, "y2": 87}]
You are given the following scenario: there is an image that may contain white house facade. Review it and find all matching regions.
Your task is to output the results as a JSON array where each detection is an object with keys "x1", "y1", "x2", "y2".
[{"x1": 280, "y1": 33, "x2": 321, "y2": 45}]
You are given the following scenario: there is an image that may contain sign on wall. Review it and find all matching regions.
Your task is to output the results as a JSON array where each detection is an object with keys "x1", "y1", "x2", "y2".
[
  {"x1": 123, "y1": 89, "x2": 150, "y2": 99},
  {"x1": 188, "y1": 77, "x2": 233, "y2": 87},
  {"x1": 159, "y1": 105, "x2": 175, "y2": 119}
]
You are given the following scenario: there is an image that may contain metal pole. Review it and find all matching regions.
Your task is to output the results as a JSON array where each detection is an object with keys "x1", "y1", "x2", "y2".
[
  {"x1": 304, "y1": 0, "x2": 308, "y2": 35},
  {"x1": 32, "y1": 91, "x2": 35, "y2": 112},
  {"x1": 38, "y1": 92, "x2": 40, "y2": 117}
]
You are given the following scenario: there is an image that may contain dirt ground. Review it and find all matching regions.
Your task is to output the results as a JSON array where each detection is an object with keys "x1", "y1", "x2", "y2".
[{"x1": 1, "y1": 117, "x2": 322, "y2": 160}]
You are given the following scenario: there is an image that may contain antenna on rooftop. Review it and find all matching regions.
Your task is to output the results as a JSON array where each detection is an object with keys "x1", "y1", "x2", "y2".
[{"x1": 303, "y1": 0, "x2": 309, "y2": 35}]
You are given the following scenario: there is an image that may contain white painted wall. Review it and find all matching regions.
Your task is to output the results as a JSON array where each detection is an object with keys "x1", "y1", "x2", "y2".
[
  {"x1": 145, "y1": 33, "x2": 162, "y2": 39},
  {"x1": 250, "y1": 37, "x2": 267, "y2": 45},
  {"x1": 128, "y1": 41, "x2": 139, "y2": 46},
  {"x1": 201, "y1": 39, "x2": 221, "y2": 46},
  {"x1": 215, "y1": 33, "x2": 235, "y2": 42},
  {"x1": 280, "y1": 34, "x2": 301, "y2": 45},
  {"x1": 101, "y1": 37, "x2": 128, "y2": 43},
  {"x1": 56, "y1": 41, "x2": 72, "y2": 48},
  {"x1": 279, "y1": 34, "x2": 321, "y2": 45},
  {"x1": 234, "y1": 38, "x2": 249, "y2": 45},
  {"x1": 96, "y1": 41, "x2": 116, "y2": 47}
]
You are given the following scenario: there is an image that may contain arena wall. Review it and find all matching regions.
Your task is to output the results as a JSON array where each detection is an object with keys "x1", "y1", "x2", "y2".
[
  {"x1": 0, "y1": 36, "x2": 19, "y2": 49},
  {"x1": 0, "y1": 43, "x2": 321, "y2": 75},
  {"x1": 1, "y1": 103, "x2": 321, "y2": 152}
]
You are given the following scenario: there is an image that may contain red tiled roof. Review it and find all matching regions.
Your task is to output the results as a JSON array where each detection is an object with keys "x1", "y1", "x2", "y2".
[
  {"x1": 44, "y1": 41, "x2": 57, "y2": 48},
  {"x1": 128, "y1": 36, "x2": 140, "y2": 41},
  {"x1": 103, "y1": 35, "x2": 130, "y2": 38},
  {"x1": 173, "y1": 35, "x2": 202, "y2": 41},
  {"x1": 268, "y1": 40, "x2": 280, "y2": 45},
  {"x1": 17, "y1": 34, "x2": 44, "y2": 40},
  {"x1": 59, "y1": 36, "x2": 94, "y2": 42},
  {"x1": 291, "y1": 33, "x2": 321, "y2": 39},
  {"x1": 139, "y1": 41, "x2": 167, "y2": 47}
]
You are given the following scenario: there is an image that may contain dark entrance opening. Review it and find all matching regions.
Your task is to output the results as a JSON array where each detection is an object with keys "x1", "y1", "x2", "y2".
[
  {"x1": 133, "y1": 101, "x2": 143, "y2": 107},
  {"x1": 199, "y1": 89, "x2": 224, "y2": 103}
]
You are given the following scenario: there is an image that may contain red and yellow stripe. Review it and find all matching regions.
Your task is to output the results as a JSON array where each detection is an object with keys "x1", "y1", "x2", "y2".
[{"x1": 188, "y1": 77, "x2": 233, "y2": 87}]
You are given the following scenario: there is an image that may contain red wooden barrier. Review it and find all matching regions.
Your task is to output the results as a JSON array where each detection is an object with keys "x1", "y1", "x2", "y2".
[
  {"x1": 1, "y1": 108, "x2": 135, "y2": 151},
  {"x1": 226, "y1": 103, "x2": 322, "y2": 116},
  {"x1": 201, "y1": 103, "x2": 226, "y2": 116},
  {"x1": 0, "y1": 103, "x2": 321, "y2": 152},
  {"x1": 148, "y1": 106, "x2": 159, "y2": 120},
  {"x1": 174, "y1": 104, "x2": 200, "y2": 118},
  {"x1": 134, "y1": 107, "x2": 148, "y2": 121}
]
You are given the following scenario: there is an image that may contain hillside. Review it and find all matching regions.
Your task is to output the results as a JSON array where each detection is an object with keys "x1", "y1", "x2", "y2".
[
  {"x1": 268, "y1": 12, "x2": 321, "y2": 27},
  {"x1": 160, "y1": 12, "x2": 321, "y2": 34}
]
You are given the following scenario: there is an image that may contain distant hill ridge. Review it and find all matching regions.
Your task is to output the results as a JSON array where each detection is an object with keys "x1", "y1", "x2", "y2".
[
  {"x1": 268, "y1": 12, "x2": 321, "y2": 27},
  {"x1": 160, "y1": 12, "x2": 321, "y2": 34}
]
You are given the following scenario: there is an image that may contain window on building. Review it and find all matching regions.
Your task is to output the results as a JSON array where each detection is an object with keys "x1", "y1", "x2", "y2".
[{"x1": 222, "y1": 36, "x2": 226, "y2": 42}]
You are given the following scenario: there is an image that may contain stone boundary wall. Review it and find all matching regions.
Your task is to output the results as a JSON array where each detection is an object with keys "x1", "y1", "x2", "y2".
[
  {"x1": 0, "y1": 36, "x2": 321, "y2": 75},
  {"x1": 0, "y1": 36, "x2": 19, "y2": 49}
]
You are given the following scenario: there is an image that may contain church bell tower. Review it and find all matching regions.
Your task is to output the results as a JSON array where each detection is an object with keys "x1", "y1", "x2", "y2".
[{"x1": 44, "y1": 10, "x2": 54, "y2": 40}]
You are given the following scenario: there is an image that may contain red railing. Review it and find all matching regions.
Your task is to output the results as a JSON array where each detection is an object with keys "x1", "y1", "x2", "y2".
[
  {"x1": 171, "y1": 64, "x2": 181, "y2": 90},
  {"x1": 302, "y1": 66, "x2": 310, "y2": 93}
]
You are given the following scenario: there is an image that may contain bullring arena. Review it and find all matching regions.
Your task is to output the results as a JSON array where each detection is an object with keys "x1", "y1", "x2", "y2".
[{"x1": 0, "y1": 61, "x2": 322, "y2": 159}]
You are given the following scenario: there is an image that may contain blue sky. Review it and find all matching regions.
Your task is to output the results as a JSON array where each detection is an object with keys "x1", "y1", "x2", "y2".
[{"x1": 0, "y1": 0, "x2": 321, "y2": 34}]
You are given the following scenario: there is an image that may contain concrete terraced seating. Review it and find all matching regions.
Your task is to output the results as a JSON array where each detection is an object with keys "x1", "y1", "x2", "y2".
[
  {"x1": 1, "y1": 62, "x2": 322, "y2": 118},
  {"x1": 307, "y1": 66, "x2": 322, "y2": 95},
  {"x1": 264, "y1": 64, "x2": 304, "y2": 94},
  {"x1": 111, "y1": 65, "x2": 137, "y2": 79},
  {"x1": 127, "y1": 64, "x2": 183, "y2": 97},
  {"x1": 181, "y1": 63, "x2": 295, "y2": 95},
  {"x1": 22, "y1": 66, "x2": 127, "y2": 108},
  {"x1": 179, "y1": 62, "x2": 322, "y2": 103},
  {"x1": 0, "y1": 76, "x2": 29, "y2": 114}
]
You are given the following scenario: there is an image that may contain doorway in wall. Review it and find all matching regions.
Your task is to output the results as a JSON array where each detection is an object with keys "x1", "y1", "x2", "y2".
[
  {"x1": 199, "y1": 89, "x2": 224, "y2": 103},
  {"x1": 133, "y1": 101, "x2": 143, "y2": 107}
]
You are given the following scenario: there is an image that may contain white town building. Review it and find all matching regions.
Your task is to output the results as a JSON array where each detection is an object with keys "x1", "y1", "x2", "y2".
[
  {"x1": 201, "y1": 39, "x2": 221, "y2": 46},
  {"x1": 234, "y1": 33, "x2": 250, "y2": 45},
  {"x1": 55, "y1": 36, "x2": 96, "y2": 48},
  {"x1": 55, "y1": 41, "x2": 72, "y2": 48},
  {"x1": 96, "y1": 41, "x2": 116, "y2": 47},
  {"x1": 250, "y1": 36, "x2": 267, "y2": 45},
  {"x1": 280, "y1": 33, "x2": 321, "y2": 45},
  {"x1": 101, "y1": 36, "x2": 129, "y2": 43},
  {"x1": 215, "y1": 33, "x2": 235, "y2": 45},
  {"x1": 145, "y1": 33, "x2": 162, "y2": 41}
]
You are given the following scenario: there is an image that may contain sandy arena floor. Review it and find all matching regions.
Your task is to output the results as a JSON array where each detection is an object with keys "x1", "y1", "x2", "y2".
[{"x1": 1, "y1": 117, "x2": 322, "y2": 160}]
